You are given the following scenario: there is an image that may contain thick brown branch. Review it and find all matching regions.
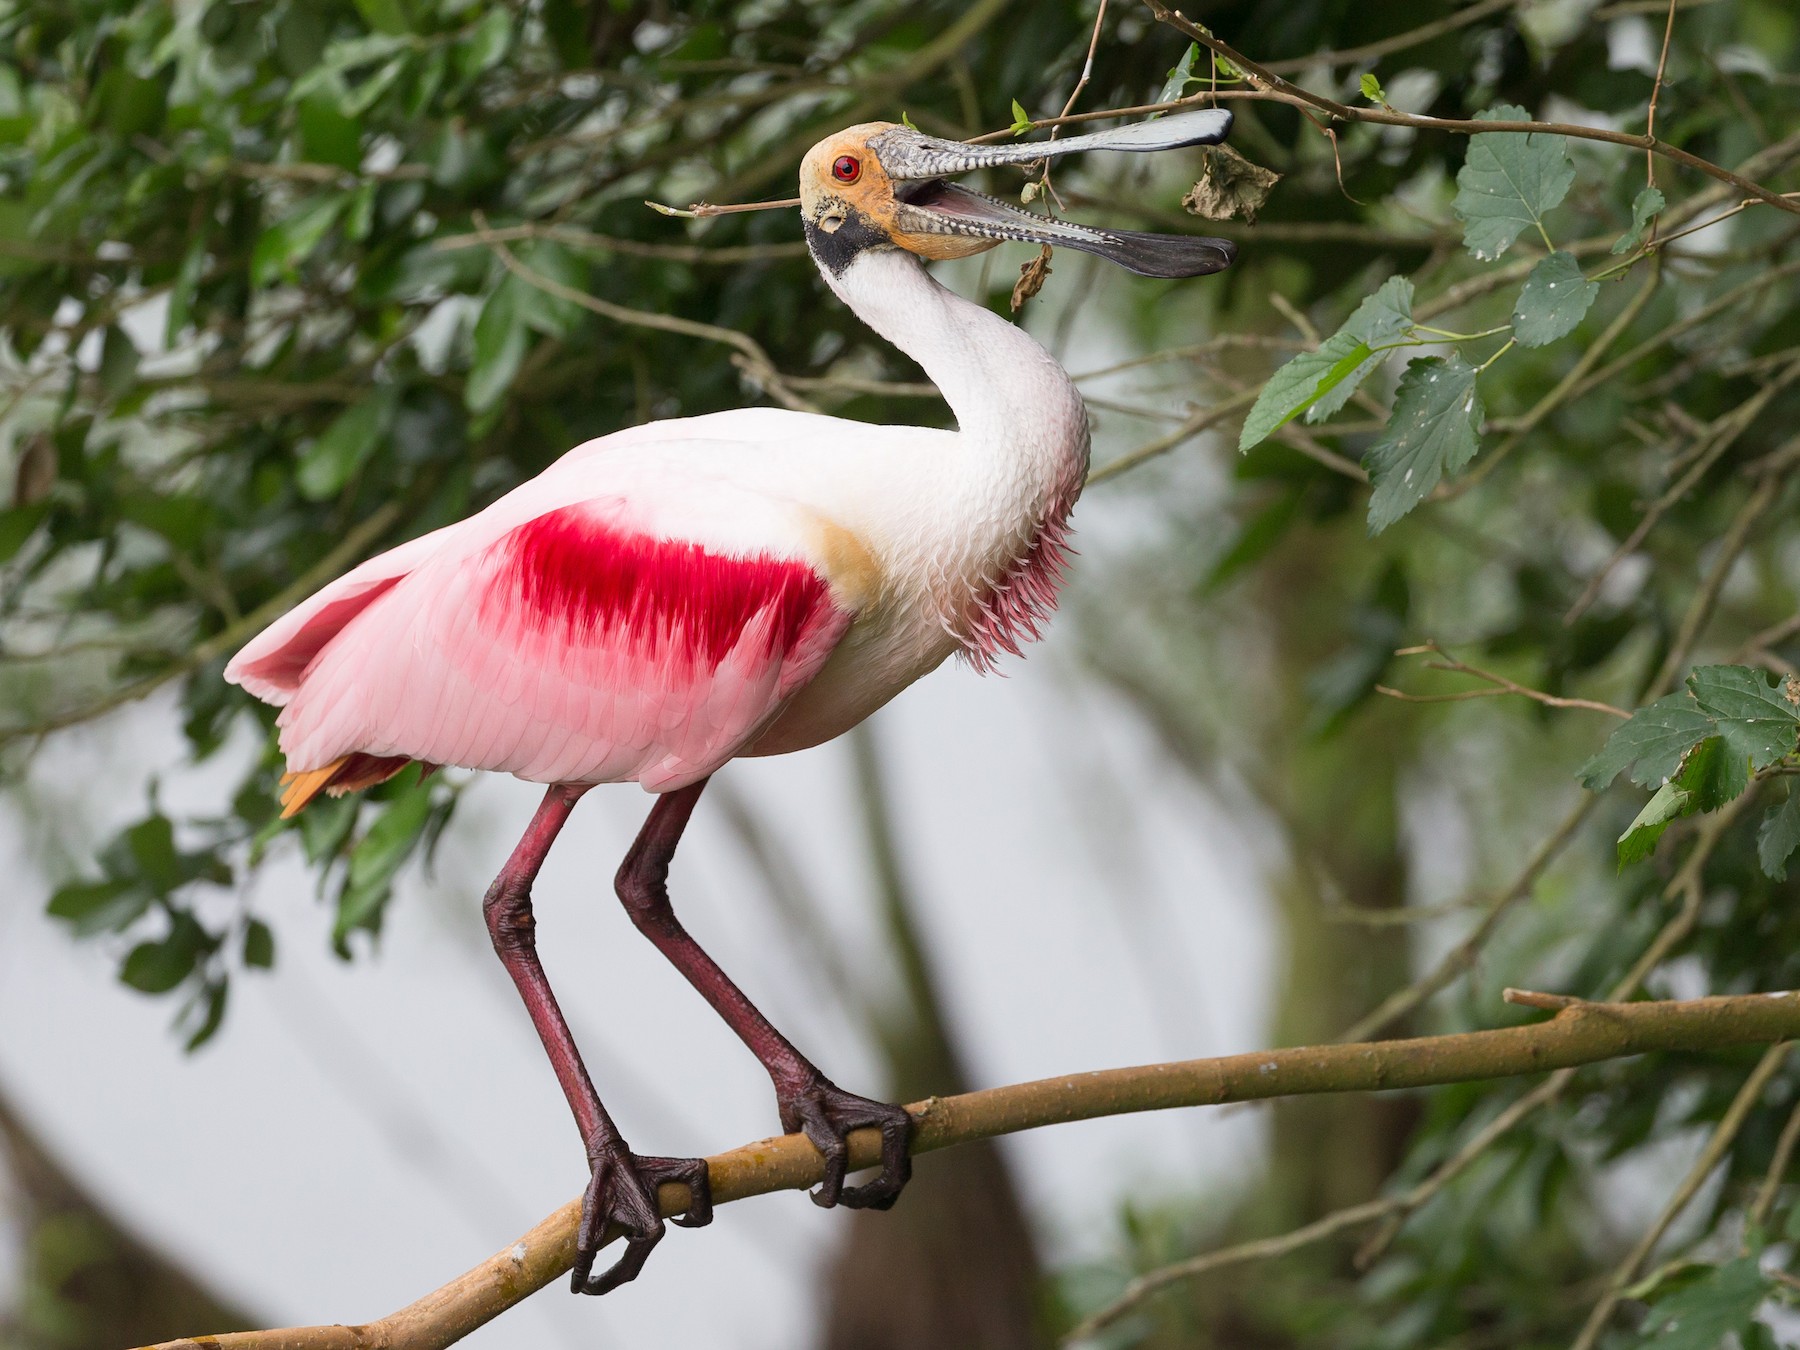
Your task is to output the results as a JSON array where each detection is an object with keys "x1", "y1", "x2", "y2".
[{"x1": 140, "y1": 991, "x2": 1800, "y2": 1350}]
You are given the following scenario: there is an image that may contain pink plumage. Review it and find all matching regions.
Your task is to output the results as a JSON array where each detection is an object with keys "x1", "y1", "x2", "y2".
[
  {"x1": 228, "y1": 492, "x2": 850, "y2": 809},
  {"x1": 217, "y1": 109, "x2": 1241, "y2": 1298}
]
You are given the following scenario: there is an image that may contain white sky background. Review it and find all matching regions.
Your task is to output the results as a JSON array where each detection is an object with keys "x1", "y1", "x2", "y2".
[{"x1": 0, "y1": 236, "x2": 1282, "y2": 1347}]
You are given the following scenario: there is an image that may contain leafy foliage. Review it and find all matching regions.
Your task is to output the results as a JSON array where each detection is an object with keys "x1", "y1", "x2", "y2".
[
  {"x1": 6, "y1": 0, "x2": 1800, "y2": 1345},
  {"x1": 1363, "y1": 355, "x2": 1484, "y2": 533},
  {"x1": 1453, "y1": 104, "x2": 1577, "y2": 260}
]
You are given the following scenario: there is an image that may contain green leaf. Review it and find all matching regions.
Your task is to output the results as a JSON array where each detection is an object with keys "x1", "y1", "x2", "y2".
[
  {"x1": 1239, "y1": 279, "x2": 1415, "y2": 450},
  {"x1": 1157, "y1": 44, "x2": 1200, "y2": 105},
  {"x1": 1010, "y1": 98, "x2": 1032, "y2": 135},
  {"x1": 1307, "y1": 275, "x2": 1415, "y2": 422},
  {"x1": 336, "y1": 780, "x2": 434, "y2": 946},
  {"x1": 1239, "y1": 332, "x2": 1371, "y2": 451},
  {"x1": 183, "y1": 978, "x2": 230, "y2": 1051},
  {"x1": 1686, "y1": 665, "x2": 1800, "y2": 772},
  {"x1": 1578, "y1": 692, "x2": 1716, "y2": 790},
  {"x1": 298, "y1": 90, "x2": 362, "y2": 171},
  {"x1": 1672, "y1": 735, "x2": 1744, "y2": 814},
  {"x1": 457, "y1": 10, "x2": 513, "y2": 81},
  {"x1": 125, "y1": 814, "x2": 182, "y2": 894},
  {"x1": 47, "y1": 879, "x2": 150, "y2": 936},
  {"x1": 467, "y1": 278, "x2": 528, "y2": 413},
  {"x1": 165, "y1": 233, "x2": 208, "y2": 343},
  {"x1": 243, "y1": 919, "x2": 276, "y2": 969},
  {"x1": 297, "y1": 386, "x2": 398, "y2": 500},
  {"x1": 250, "y1": 194, "x2": 348, "y2": 288},
  {"x1": 512, "y1": 242, "x2": 588, "y2": 337},
  {"x1": 900, "y1": 111, "x2": 918, "y2": 131},
  {"x1": 1757, "y1": 791, "x2": 1800, "y2": 880},
  {"x1": 1613, "y1": 185, "x2": 1667, "y2": 255},
  {"x1": 353, "y1": 0, "x2": 410, "y2": 36},
  {"x1": 1618, "y1": 778, "x2": 1692, "y2": 866},
  {"x1": 1453, "y1": 105, "x2": 1575, "y2": 260},
  {"x1": 1638, "y1": 1257, "x2": 1767, "y2": 1350},
  {"x1": 0, "y1": 503, "x2": 49, "y2": 563},
  {"x1": 1363, "y1": 355, "x2": 1485, "y2": 533},
  {"x1": 1512, "y1": 251, "x2": 1598, "y2": 348},
  {"x1": 98, "y1": 326, "x2": 140, "y2": 403},
  {"x1": 1359, "y1": 72, "x2": 1387, "y2": 103},
  {"x1": 120, "y1": 914, "x2": 209, "y2": 994}
]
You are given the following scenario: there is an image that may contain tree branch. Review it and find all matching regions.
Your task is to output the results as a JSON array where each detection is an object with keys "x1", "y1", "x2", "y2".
[
  {"x1": 139, "y1": 991, "x2": 1800, "y2": 1350},
  {"x1": 1142, "y1": 3, "x2": 1800, "y2": 218}
]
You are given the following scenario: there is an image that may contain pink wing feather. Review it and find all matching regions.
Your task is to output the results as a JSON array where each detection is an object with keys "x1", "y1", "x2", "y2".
[{"x1": 226, "y1": 496, "x2": 850, "y2": 797}]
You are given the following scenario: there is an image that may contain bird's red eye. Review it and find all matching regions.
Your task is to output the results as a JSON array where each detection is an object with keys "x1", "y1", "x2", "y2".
[{"x1": 832, "y1": 155, "x2": 861, "y2": 184}]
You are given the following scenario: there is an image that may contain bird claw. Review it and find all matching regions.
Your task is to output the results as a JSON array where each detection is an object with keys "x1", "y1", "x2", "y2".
[
  {"x1": 570, "y1": 1145, "x2": 711, "y2": 1296},
  {"x1": 779, "y1": 1078, "x2": 914, "y2": 1211}
]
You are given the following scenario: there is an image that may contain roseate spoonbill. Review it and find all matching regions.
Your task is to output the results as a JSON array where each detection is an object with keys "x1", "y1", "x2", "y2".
[{"x1": 225, "y1": 108, "x2": 1238, "y2": 1294}]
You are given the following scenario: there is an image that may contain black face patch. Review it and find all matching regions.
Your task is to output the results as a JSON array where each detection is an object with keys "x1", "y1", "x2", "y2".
[{"x1": 803, "y1": 208, "x2": 893, "y2": 277}]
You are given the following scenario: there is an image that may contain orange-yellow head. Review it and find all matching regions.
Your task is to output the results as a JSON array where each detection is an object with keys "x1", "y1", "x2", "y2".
[{"x1": 797, "y1": 110, "x2": 1242, "y2": 280}]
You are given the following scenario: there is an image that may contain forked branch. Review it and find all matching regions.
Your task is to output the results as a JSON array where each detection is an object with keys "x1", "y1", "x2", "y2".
[{"x1": 139, "y1": 990, "x2": 1800, "y2": 1350}]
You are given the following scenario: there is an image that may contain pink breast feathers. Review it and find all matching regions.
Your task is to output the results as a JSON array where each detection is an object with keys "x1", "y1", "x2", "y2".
[{"x1": 959, "y1": 481, "x2": 1080, "y2": 675}]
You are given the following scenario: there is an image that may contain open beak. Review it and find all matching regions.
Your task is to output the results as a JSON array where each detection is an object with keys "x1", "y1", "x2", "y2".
[{"x1": 869, "y1": 108, "x2": 1239, "y2": 279}]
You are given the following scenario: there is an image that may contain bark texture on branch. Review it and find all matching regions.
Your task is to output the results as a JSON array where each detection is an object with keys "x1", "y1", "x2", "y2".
[{"x1": 137, "y1": 991, "x2": 1800, "y2": 1350}]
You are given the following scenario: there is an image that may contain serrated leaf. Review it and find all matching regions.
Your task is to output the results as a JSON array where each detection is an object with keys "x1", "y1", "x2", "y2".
[
  {"x1": 1239, "y1": 332, "x2": 1372, "y2": 451},
  {"x1": 1688, "y1": 665, "x2": 1800, "y2": 771},
  {"x1": 1618, "y1": 778, "x2": 1692, "y2": 865},
  {"x1": 1360, "y1": 72, "x2": 1387, "y2": 103},
  {"x1": 1453, "y1": 105, "x2": 1575, "y2": 260},
  {"x1": 1308, "y1": 275, "x2": 1415, "y2": 422},
  {"x1": 1672, "y1": 734, "x2": 1745, "y2": 813},
  {"x1": 1613, "y1": 185, "x2": 1667, "y2": 255},
  {"x1": 1578, "y1": 692, "x2": 1716, "y2": 790},
  {"x1": 1757, "y1": 791, "x2": 1800, "y2": 880},
  {"x1": 1639, "y1": 1257, "x2": 1767, "y2": 1350},
  {"x1": 1363, "y1": 356, "x2": 1484, "y2": 533},
  {"x1": 1512, "y1": 251, "x2": 1598, "y2": 348}
]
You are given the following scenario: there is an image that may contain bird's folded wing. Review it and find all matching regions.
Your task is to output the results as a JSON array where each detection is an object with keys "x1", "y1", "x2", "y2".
[{"x1": 230, "y1": 486, "x2": 854, "y2": 793}]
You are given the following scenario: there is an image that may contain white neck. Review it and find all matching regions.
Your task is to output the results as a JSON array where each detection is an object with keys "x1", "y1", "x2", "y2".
[{"x1": 821, "y1": 248, "x2": 1089, "y2": 473}]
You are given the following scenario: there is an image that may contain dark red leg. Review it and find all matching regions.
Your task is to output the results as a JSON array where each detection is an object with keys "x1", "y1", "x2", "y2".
[
  {"x1": 616, "y1": 779, "x2": 913, "y2": 1211},
  {"x1": 484, "y1": 784, "x2": 710, "y2": 1296}
]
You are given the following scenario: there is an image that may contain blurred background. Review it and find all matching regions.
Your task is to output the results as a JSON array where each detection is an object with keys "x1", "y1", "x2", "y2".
[{"x1": 3, "y1": 1, "x2": 1800, "y2": 1347}]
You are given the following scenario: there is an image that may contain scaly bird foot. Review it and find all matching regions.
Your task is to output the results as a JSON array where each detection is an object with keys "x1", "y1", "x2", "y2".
[
  {"x1": 570, "y1": 1145, "x2": 711, "y2": 1295},
  {"x1": 778, "y1": 1077, "x2": 914, "y2": 1211}
]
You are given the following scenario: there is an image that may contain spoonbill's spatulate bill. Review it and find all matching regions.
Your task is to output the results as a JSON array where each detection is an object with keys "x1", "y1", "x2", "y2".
[{"x1": 225, "y1": 109, "x2": 1239, "y2": 1295}]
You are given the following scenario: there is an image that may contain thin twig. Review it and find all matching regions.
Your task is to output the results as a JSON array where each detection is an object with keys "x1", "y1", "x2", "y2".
[
  {"x1": 473, "y1": 214, "x2": 821, "y2": 414},
  {"x1": 1259, "y1": 0, "x2": 1523, "y2": 75},
  {"x1": 1139, "y1": 5, "x2": 1800, "y2": 218},
  {"x1": 1565, "y1": 357, "x2": 1800, "y2": 626},
  {"x1": 1569, "y1": 1042, "x2": 1794, "y2": 1350},
  {"x1": 1645, "y1": 0, "x2": 1680, "y2": 198},
  {"x1": 1377, "y1": 641, "x2": 1631, "y2": 719},
  {"x1": 1749, "y1": 1097, "x2": 1800, "y2": 1234}
]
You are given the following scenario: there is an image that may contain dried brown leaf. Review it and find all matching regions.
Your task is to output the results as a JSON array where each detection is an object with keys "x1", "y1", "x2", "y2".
[
  {"x1": 1182, "y1": 144, "x2": 1282, "y2": 224},
  {"x1": 1010, "y1": 244, "x2": 1054, "y2": 312}
]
